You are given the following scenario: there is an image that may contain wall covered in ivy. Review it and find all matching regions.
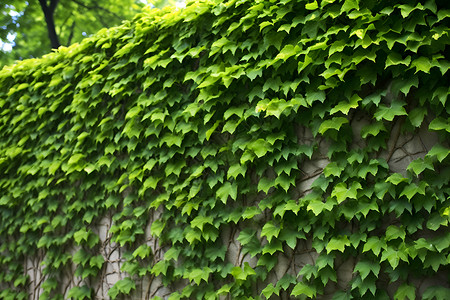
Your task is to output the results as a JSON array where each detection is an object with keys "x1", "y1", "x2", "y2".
[{"x1": 0, "y1": 0, "x2": 449, "y2": 299}]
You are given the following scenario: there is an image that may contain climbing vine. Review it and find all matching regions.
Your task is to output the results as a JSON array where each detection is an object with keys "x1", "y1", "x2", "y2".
[{"x1": 0, "y1": 0, "x2": 449, "y2": 299}]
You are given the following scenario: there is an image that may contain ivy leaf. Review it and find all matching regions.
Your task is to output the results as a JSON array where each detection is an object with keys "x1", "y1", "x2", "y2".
[
  {"x1": 363, "y1": 236, "x2": 384, "y2": 256},
  {"x1": 291, "y1": 282, "x2": 316, "y2": 297},
  {"x1": 426, "y1": 144, "x2": 449, "y2": 162},
  {"x1": 257, "y1": 177, "x2": 274, "y2": 194},
  {"x1": 305, "y1": 1, "x2": 318, "y2": 10},
  {"x1": 237, "y1": 228, "x2": 256, "y2": 246},
  {"x1": 191, "y1": 215, "x2": 214, "y2": 232},
  {"x1": 187, "y1": 267, "x2": 212, "y2": 285},
  {"x1": 361, "y1": 121, "x2": 386, "y2": 138},
  {"x1": 318, "y1": 117, "x2": 348, "y2": 134},
  {"x1": 326, "y1": 236, "x2": 350, "y2": 253},
  {"x1": 407, "y1": 159, "x2": 434, "y2": 176},
  {"x1": 323, "y1": 162, "x2": 344, "y2": 177},
  {"x1": 400, "y1": 182, "x2": 427, "y2": 200},
  {"x1": 354, "y1": 260, "x2": 381, "y2": 280},
  {"x1": 262, "y1": 283, "x2": 280, "y2": 298},
  {"x1": 276, "y1": 44, "x2": 300, "y2": 61},
  {"x1": 408, "y1": 107, "x2": 427, "y2": 127},
  {"x1": 108, "y1": 278, "x2": 136, "y2": 299},
  {"x1": 125, "y1": 106, "x2": 141, "y2": 120},
  {"x1": 216, "y1": 181, "x2": 238, "y2": 204},
  {"x1": 394, "y1": 284, "x2": 416, "y2": 300},
  {"x1": 330, "y1": 95, "x2": 361, "y2": 115},
  {"x1": 231, "y1": 262, "x2": 256, "y2": 281},
  {"x1": 385, "y1": 225, "x2": 406, "y2": 241},
  {"x1": 132, "y1": 244, "x2": 152, "y2": 259},
  {"x1": 307, "y1": 200, "x2": 335, "y2": 215},
  {"x1": 90, "y1": 255, "x2": 104, "y2": 269},
  {"x1": 67, "y1": 286, "x2": 91, "y2": 300},
  {"x1": 150, "y1": 219, "x2": 165, "y2": 237},
  {"x1": 262, "y1": 239, "x2": 283, "y2": 255},
  {"x1": 248, "y1": 139, "x2": 272, "y2": 158},
  {"x1": 331, "y1": 182, "x2": 361, "y2": 203},
  {"x1": 72, "y1": 226, "x2": 89, "y2": 244},
  {"x1": 386, "y1": 173, "x2": 409, "y2": 185},
  {"x1": 374, "y1": 102, "x2": 407, "y2": 121},
  {"x1": 227, "y1": 163, "x2": 247, "y2": 179},
  {"x1": 261, "y1": 222, "x2": 281, "y2": 243},
  {"x1": 422, "y1": 286, "x2": 450, "y2": 300},
  {"x1": 242, "y1": 206, "x2": 261, "y2": 220},
  {"x1": 380, "y1": 247, "x2": 405, "y2": 269},
  {"x1": 411, "y1": 57, "x2": 432, "y2": 73},
  {"x1": 341, "y1": 0, "x2": 359, "y2": 13},
  {"x1": 385, "y1": 53, "x2": 411, "y2": 68},
  {"x1": 429, "y1": 117, "x2": 450, "y2": 132}
]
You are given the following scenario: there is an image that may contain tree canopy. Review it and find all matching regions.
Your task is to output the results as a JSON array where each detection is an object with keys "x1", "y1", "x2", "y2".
[{"x1": 0, "y1": 0, "x2": 146, "y2": 66}]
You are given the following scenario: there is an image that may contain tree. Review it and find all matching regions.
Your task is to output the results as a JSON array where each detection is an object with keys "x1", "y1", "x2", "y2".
[{"x1": 0, "y1": 0, "x2": 146, "y2": 66}]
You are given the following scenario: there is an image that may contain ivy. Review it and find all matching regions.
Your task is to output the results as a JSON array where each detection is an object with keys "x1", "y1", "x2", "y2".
[{"x1": 0, "y1": 0, "x2": 449, "y2": 298}]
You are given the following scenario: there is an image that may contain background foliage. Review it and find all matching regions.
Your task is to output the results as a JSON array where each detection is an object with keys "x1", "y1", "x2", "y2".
[
  {"x1": 0, "y1": 0, "x2": 449, "y2": 299},
  {"x1": 0, "y1": 0, "x2": 146, "y2": 66}
]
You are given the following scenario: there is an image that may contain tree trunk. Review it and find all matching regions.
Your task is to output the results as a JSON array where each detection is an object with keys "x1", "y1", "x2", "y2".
[{"x1": 38, "y1": 0, "x2": 61, "y2": 49}]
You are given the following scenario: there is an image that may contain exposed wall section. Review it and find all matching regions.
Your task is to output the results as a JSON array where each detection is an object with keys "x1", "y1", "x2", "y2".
[{"x1": 0, "y1": 0, "x2": 449, "y2": 299}]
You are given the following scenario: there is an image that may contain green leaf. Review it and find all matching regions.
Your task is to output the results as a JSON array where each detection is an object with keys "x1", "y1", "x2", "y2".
[
  {"x1": 257, "y1": 177, "x2": 274, "y2": 194},
  {"x1": 307, "y1": 200, "x2": 335, "y2": 216},
  {"x1": 331, "y1": 182, "x2": 361, "y2": 204},
  {"x1": 400, "y1": 181, "x2": 427, "y2": 200},
  {"x1": 326, "y1": 236, "x2": 350, "y2": 253},
  {"x1": 385, "y1": 53, "x2": 411, "y2": 68},
  {"x1": 132, "y1": 244, "x2": 152, "y2": 259},
  {"x1": 380, "y1": 247, "x2": 407, "y2": 269},
  {"x1": 68, "y1": 153, "x2": 85, "y2": 166},
  {"x1": 67, "y1": 286, "x2": 91, "y2": 300},
  {"x1": 291, "y1": 282, "x2": 316, "y2": 297},
  {"x1": 108, "y1": 278, "x2": 136, "y2": 299},
  {"x1": 262, "y1": 239, "x2": 283, "y2": 255},
  {"x1": 89, "y1": 255, "x2": 104, "y2": 270},
  {"x1": 407, "y1": 159, "x2": 434, "y2": 176},
  {"x1": 125, "y1": 106, "x2": 141, "y2": 120},
  {"x1": 151, "y1": 260, "x2": 169, "y2": 277},
  {"x1": 426, "y1": 144, "x2": 449, "y2": 162},
  {"x1": 394, "y1": 283, "x2": 416, "y2": 300},
  {"x1": 411, "y1": 57, "x2": 432, "y2": 73},
  {"x1": 363, "y1": 236, "x2": 384, "y2": 256},
  {"x1": 318, "y1": 117, "x2": 348, "y2": 134},
  {"x1": 191, "y1": 215, "x2": 214, "y2": 231},
  {"x1": 216, "y1": 181, "x2": 237, "y2": 204},
  {"x1": 374, "y1": 102, "x2": 407, "y2": 121},
  {"x1": 330, "y1": 95, "x2": 361, "y2": 115},
  {"x1": 231, "y1": 262, "x2": 256, "y2": 281},
  {"x1": 408, "y1": 107, "x2": 427, "y2": 127},
  {"x1": 305, "y1": 1, "x2": 318, "y2": 10},
  {"x1": 386, "y1": 173, "x2": 409, "y2": 185},
  {"x1": 354, "y1": 260, "x2": 380, "y2": 280},
  {"x1": 261, "y1": 222, "x2": 281, "y2": 243},
  {"x1": 422, "y1": 286, "x2": 450, "y2": 300},
  {"x1": 323, "y1": 162, "x2": 344, "y2": 177},
  {"x1": 361, "y1": 121, "x2": 386, "y2": 138},
  {"x1": 248, "y1": 139, "x2": 272, "y2": 158},
  {"x1": 74, "y1": 228, "x2": 90, "y2": 245},
  {"x1": 276, "y1": 44, "x2": 300, "y2": 61},
  {"x1": 340, "y1": 0, "x2": 359, "y2": 13},
  {"x1": 385, "y1": 225, "x2": 406, "y2": 241},
  {"x1": 150, "y1": 219, "x2": 165, "y2": 237},
  {"x1": 186, "y1": 267, "x2": 212, "y2": 285},
  {"x1": 429, "y1": 117, "x2": 450, "y2": 132},
  {"x1": 262, "y1": 283, "x2": 280, "y2": 298}
]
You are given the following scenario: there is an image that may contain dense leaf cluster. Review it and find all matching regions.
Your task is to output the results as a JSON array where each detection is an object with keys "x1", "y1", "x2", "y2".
[{"x1": 0, "y1": 0, "x2": 449, "y2": 299}]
